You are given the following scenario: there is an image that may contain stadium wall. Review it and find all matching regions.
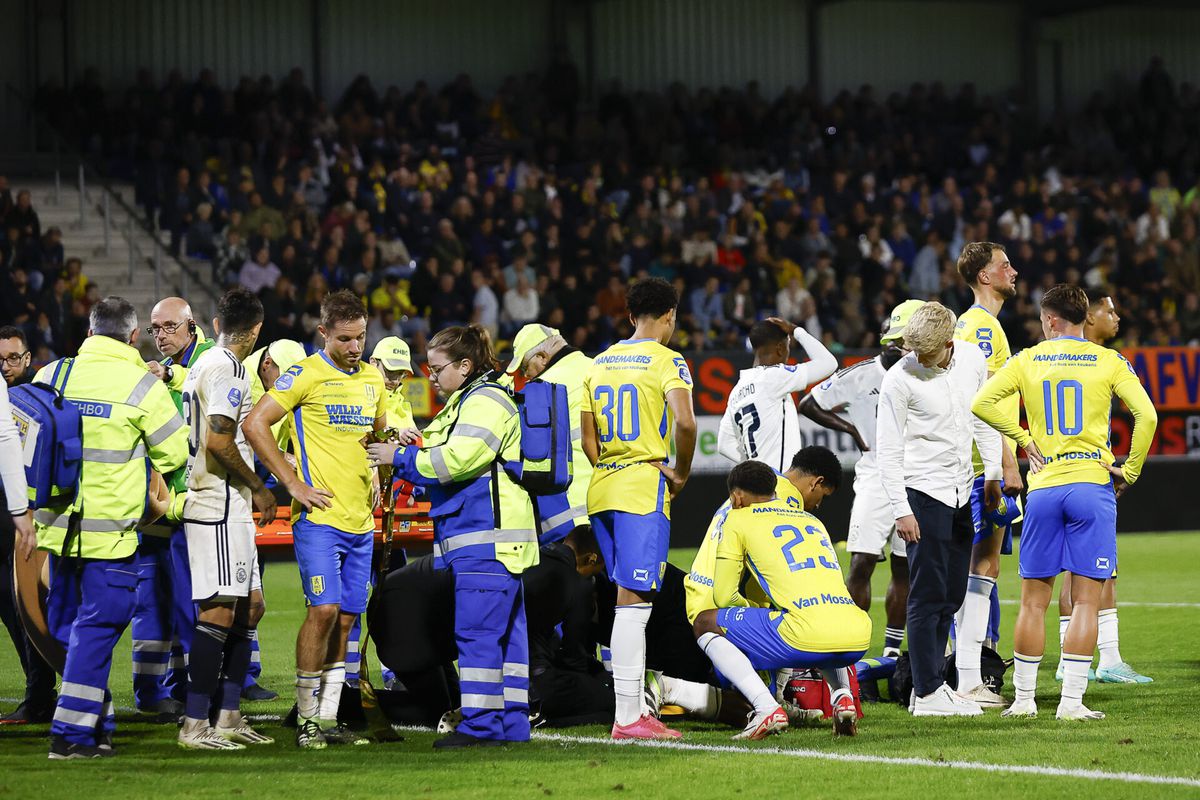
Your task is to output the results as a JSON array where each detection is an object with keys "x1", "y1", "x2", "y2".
[
  {"x1": 816, "y1": 1, "x2": 1022, "y2": 101},
  {"x1": 1040, "y1": 6, "x2": 1200, "y2": 114},
  {"x1": 590, "y1": 0, "x2": 810, "y2": 96},
  {"x1": 12, "y1": 0, "x2": 1200, "y2": 116}
]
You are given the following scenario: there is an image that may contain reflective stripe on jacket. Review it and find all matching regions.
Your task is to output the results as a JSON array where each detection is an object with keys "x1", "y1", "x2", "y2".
[
  {"x1": 34, "y1": 335, "x2": 189, "y2": 559},
  {"x1": 392, "y1": 371, "x2": 537, "y2": 574}
]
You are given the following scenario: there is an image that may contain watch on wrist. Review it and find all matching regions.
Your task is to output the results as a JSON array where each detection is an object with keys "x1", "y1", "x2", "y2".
[{"x1": 162, "y1": 365, "x2": 174, "y2": 384}]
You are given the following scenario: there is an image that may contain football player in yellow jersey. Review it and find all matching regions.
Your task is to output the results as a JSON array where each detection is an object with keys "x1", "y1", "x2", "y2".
[
  {"x1": 1056, "y1": 294, "x2": 1150, "y2": 684},
  {"x1": 692, "y1": 461, "x2": 871, "y2": 740},
  {"x1": 951, "y1": 242, "x2": 1025, "y2": 705},
  {"x1": 245, "y1": 291, "x2": 387, "y2": 748},
  {"x1": 684, "y1": 446, "x2": 842, "y2": 626},
  {"x1": 972, "y1": 285, "x2": 1157, "y2": 721},
  {"x1": 581, "y1": 277, "x2": 697, "y2": 741}
]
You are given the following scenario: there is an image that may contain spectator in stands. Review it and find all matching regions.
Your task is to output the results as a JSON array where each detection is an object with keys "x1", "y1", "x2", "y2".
[
  {"x1": 689, "y1": 276, "x2": 725, "y2": 349},
  {"x1": 239, "y1": 245, "x2": 282, "y2": 295},
  {"x1": 185, "y1": 203, "x2": 217, "y2": 260},
  {"x1": 430, "y1": 272, "x2": 469, "y2": 331},
  {"x1": 501, "y1": 274, "x2": 539, "y2": 337},
  {"x1": 9, "y1": 190, "x2": 39, "y2": 242},
  {"x1": 723, "y1": 277, "x2": 757, "y2": 337},
  {"x1": 471, "y1": 269, "x2": 499, "y2": 342}
]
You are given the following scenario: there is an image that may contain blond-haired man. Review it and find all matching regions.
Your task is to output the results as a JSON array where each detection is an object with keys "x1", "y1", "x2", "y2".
[{"x1": 875, "y1": 302, "x2": 1002, "y2": 717}]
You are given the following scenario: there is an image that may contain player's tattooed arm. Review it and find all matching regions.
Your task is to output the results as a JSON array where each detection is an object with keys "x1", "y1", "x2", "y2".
[
  {"x1": 207, "y1": 414, "x2": 277, "y2": 525},
  {"x1": 207, "y1": 414, "x2": 265, "y2": 492}
]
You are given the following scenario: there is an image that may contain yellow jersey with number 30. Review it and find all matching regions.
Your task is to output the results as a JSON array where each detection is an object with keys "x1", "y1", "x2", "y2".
[
  {"x1": 715, "y1": 501, "x2": 871, "y2": 653},
  {"x1": 583, "y1": 338, "x2": 692, "y2": 517},
  {"x1": 972, "y1": 336, "x2": 1157, "y2": 492},
  {"x1": 267, "y1": 352, "x2": 386, "y2": 532},
  {"x1": 955, "y1": 304, "x2": 1019, "y2": 476}
]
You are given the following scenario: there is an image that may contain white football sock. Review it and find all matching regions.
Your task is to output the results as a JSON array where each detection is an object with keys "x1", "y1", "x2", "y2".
[
  {"x1": 697, "y1": 632, "x2": 776, "y2": 716},
  {"x1": 295, "y1": 670, "x2": 322, "y2": 719},
  {"x1": 956, "y1": 574, "x2": 993, "y2": 691},
  {"x1": 1097, "y1": 609, "x2": 1122, "y2": 670},
  {"x1": 317, "y1": 661, "x2": 346, "y2": 723},
  {"x1": 660, "y1": 675, "x2": 720, "y2": 719},
  {"x1": 819, "y1": 667, "x2": 852, "y2": 703},
  {"x1": 1057, "y1": 615, "x2": 1070, "y2": 665},
  {"x1": 1012, "y1": 652, "x2": 1041, "y2": 704},
  {"x1": 1060, "y1": 653, "x2": 1092, "y2": 706},
  {"x1": 611, "y1": 604, "x2": 652, "y2": 726}
]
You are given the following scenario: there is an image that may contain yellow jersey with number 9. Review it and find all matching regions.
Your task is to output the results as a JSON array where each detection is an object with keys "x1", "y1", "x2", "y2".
[
  {"x1": 267, "y1": 352, "x2": 386, "y2": 532},
  {"x1": 956, "y1": 304, "x2": 1018, "y2": 475},
  {"x1": 583, "y1": 338, "x2": 692, "y2": 517},
  {"x1": 715, "y1": 501, "x2": 871, "y2": 653}
]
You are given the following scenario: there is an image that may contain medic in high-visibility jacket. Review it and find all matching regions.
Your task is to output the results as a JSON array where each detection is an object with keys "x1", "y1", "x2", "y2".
[{"x1": 368, "y1": 324, "x2": 537, "y2": 750}]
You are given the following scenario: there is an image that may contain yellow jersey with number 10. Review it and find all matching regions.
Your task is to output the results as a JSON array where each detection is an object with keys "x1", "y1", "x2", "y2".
[
  {"x1": 972, "y1": 336, "x2": 1157, "y2": 492},
  {"x1": 267, "y1": 352, "x2": 387, "y2": 532},
  {"x1": 715, "y1": 501, "x2": 871, "y2": 653},
  {"x1": 583, "y1": 338, "x2": 692, "y2": 517},
  {"x1": 955, "y1": 304, "x2": 1019, "y2": 476}
]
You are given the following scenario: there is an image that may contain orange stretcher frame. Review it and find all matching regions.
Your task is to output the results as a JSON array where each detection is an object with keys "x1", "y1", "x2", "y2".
[{"x1": 253, "y1": 502, "x2": 435, "y2": 548}]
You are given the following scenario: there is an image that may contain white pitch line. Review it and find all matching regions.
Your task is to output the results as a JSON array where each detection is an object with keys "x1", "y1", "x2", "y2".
[
  {"x1": 4, "y1": 707, "x2": 1194, "y2": 787},
  {"x1": 530, "y1": 730, "x2": 1200, "y2": 788}
]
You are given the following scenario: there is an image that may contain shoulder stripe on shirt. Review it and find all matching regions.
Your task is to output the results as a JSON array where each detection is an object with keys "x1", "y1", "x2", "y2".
[{"x1": 222, "y1": 349, "x2": 245, "y2": 381}]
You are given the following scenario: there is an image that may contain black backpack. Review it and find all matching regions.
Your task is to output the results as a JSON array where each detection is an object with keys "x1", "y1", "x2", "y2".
[{"x1": 943, "y1": 645, "x2": 1013, "y2": 694}]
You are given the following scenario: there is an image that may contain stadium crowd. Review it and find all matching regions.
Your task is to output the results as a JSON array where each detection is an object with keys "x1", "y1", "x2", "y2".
[{"x1": 19, "y1": 56, "x2": 1200, "y2": 366}]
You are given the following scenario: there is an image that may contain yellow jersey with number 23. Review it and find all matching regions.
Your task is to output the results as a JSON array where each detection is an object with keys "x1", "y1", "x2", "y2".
[
  {"x1": 583, "y1": 338, "x2": 692, "y2": 517},
  {"x1": 715, "y1": 501, "x2": 871, "y2": 653}
]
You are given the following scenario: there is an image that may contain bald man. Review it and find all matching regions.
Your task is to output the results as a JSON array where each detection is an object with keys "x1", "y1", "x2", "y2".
[
  {"x1": 146, "y1": 297, "x2": 205, "y2": 391},
  {"x1": 133, "y1": 296, "x2": 218, "y2": 719}
]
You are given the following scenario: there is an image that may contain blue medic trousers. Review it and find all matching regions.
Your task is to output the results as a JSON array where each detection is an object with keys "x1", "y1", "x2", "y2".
[
  {"x1": 451, "y1": 557, "x2": 530, "y2": 742},
  {"x1": 131, "y1": 531, "x2": 195, "y2": 707},
  {"x1": 47, "y1": 554, "x2": 139, "y2": 745}
]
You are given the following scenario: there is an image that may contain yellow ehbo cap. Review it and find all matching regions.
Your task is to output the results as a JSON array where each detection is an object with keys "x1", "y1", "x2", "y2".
[
  {"x1": 506, "y1": 324, "x2": 559, "y2": 374},
  {"x1": 371, "y1": 336, "x2": 413, "y2": 375},
  {"x1": 880, "y1": 299, "x2": 926, "y2": 345}
]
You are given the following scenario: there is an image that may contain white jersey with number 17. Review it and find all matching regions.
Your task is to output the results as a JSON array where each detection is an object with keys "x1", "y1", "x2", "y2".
[{"x1": 719, "y1": 360, "x2": 831, "y2": 471}]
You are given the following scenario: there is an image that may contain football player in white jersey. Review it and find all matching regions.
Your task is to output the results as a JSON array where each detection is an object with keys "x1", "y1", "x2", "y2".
[
  {"x1": 717, "y1": 318, "x2": 838, "y2": 472},
  {"x1": 799, "y1": 300, "x2": 924, "y2": 657},
  {"x1": 178, "y1": 288, "x2": 278, "y2": 750}
]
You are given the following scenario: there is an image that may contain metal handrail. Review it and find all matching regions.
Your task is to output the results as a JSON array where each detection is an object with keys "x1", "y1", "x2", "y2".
[{"x1": 4, "y1": 82, "x2": 219, "y2": 316}]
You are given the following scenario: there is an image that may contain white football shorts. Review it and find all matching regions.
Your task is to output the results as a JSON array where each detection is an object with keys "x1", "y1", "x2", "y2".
[
  {"x1": 185, "y1": 499, "x2": 261, "y2": 601},
  {"x1": 846, "y1": 471, "x2": 906, "y2": 559}
]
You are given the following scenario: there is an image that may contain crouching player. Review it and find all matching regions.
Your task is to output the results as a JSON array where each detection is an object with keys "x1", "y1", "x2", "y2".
[{"x1": 692, "y1": 461, "x2": 871, "y2": 739}]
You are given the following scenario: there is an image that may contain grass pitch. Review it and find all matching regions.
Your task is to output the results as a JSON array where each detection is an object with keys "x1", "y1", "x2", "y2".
[{"x1": 1, "y1": 532, "x2": 1198, "y2": 799}]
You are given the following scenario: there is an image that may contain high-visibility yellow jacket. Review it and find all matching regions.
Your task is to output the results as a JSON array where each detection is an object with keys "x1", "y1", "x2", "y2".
[
  {"x1": 34, "y1": 335, "x2": 189, "y2": 560},
  {"x1": 382, "y1": 386, "x2": 415, "y2": 431},
  {"x1": 392, "y1": 371, "x2": 537, "y2": 574},
  {"x1": 538, "y1": 348, "x2": 594, "y2": 534}
]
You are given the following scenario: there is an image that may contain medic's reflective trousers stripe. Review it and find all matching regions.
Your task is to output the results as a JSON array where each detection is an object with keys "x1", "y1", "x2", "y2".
[
  {"x1": 131, "y1": 529, "x2": 195, "y2": 707},
  {"x1": 168, "y1": 529, "x2": 195, "y2": 701},
  {"x1": 47, "y1": 554, "x2": 139, "y2": 745},
  {"x1": 452, "y1": 557, "x2": 530, "y2": 742}
]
